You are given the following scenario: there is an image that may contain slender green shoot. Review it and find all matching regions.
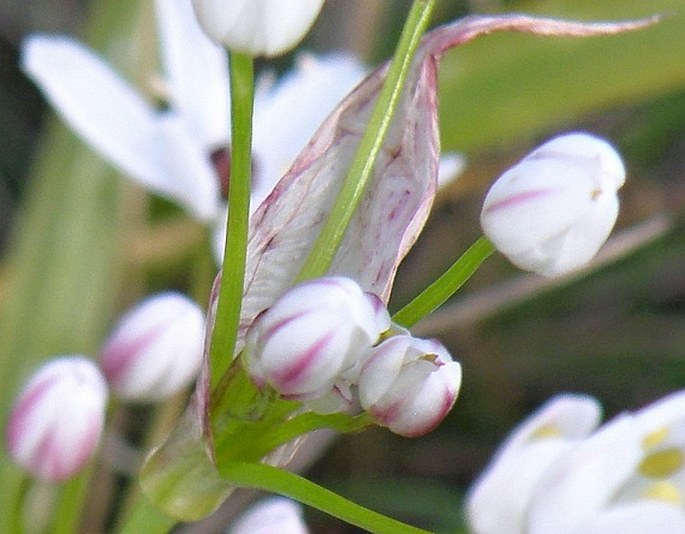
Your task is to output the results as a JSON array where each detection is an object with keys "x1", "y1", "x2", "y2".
[
  {"x1": 393, "y1": 236, "x2": 496, "y2": 327},
  {"x1": 209, "y1": 52, "x2": 255, "y2": 389}
]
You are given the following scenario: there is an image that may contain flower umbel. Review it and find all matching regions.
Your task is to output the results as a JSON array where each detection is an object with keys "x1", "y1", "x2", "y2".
[
  {"x1": 5, "y1": 356, "x2": 108, "y2": 482},
  {"x1": 480, "y1": 132, "x2": 625, "y2": 277}
]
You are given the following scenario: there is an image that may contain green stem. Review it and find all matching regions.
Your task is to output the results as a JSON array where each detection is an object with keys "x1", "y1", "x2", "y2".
[
  {"x1": 209, "y1": 53, "x2": 255, "y2": 389},
  {"x1": 296, "y1": 0, "x2": 436, "y2": 281},
  {"x1": 219, "y1": 462, "x2": 432, "y2": 534},
  {"x1": 392, "y1": 236, "x2": 496, "y2": 328}
]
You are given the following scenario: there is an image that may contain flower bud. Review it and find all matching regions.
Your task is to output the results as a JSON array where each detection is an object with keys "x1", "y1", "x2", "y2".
[
  {"x1": 5, "y1": 356, "x2": 108, "y2": 482},
  {"x1": 480, "y1": 132, "x2": 625, "y2": 277},
  {"x1": 191, "y1": 0, "x2": 324, "y2": 57},
  {"x1": 358, "y1": 335, "x2": 462, "y2": 437},
  {"x1": 100, "y1": 292, "x2": 205, "y2": 402},
  {"x1": 230, "y1": 497, "x2": 308, "y2": 534},
  {"x1": 244, "y1": 276, "x2": 390, "y2": 401}
]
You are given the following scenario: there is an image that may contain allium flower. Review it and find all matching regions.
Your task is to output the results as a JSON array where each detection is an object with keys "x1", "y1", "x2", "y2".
[
  {"x1": 5, "y1": 356, "x2": 108, "y2": 482},
  {"x1": 467, "y1": 391, "x2": 685, "y2": 534},
  {"x1": 229, "y1": 497, "x2": 308, "y2": 534},
  {"x1": 480, "y1": 132, "x2": 625, "y2": 277},
  {"x1": 243, "y1": 277, "x2": 390, "y2": 403},
  {"x1": 358, "y1": 335, "x2": 462, "y2": 437},
  {"x1": 100, "y1": 292, "x2": 205, "y2": 402},
  {"x1": 20, "y1": 0, "x2": 367, "y2": 261},
  {"x1": 192, "y1": 0, "x2": 324, "y2": 57},
  {"x1": 465, "y1": 394, "x2": 602, "y2": 534}
]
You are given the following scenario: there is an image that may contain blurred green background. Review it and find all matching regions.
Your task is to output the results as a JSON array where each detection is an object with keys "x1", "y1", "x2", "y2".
[{"x1": 1, "y1": 0, "x2": 684, "y2": 532}]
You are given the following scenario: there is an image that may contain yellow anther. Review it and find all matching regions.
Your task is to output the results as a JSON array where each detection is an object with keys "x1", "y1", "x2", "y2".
[
  {"x1": 643, "y1": 480, "x2": 684, "y2": 505},
  {"x1": 639, "y1": 448, "x2": 683, "y2": 479},
  {"x1": 643, "y1": 427, "x2": 669, "y2": 450},
  {"x1": 531, "y1": 424, "x2": 562, "y2": 440}
]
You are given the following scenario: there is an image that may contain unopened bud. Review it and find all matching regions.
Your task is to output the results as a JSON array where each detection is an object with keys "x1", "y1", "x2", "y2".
[
  {"x1": 100, "y1": 292, "x2": 205, "y2": 402},
  {"x1": 480, "y1": 132, "x2": 625, "y2": 277},
  {"x1": 244, "y1": 276, "x2": 390, "y2": 401},
  {"x1": 5, "y1": 356, "x2": 108, "y2": 482},
  {"x1": 191, "y1": 0, "x2": 324, "y2": 57},
  {"x1": 358, "y1": 335, "x2": 462, "y2": 437},
  {"x1": 230, "y1": 497, "x2": 308, "y2": 534}
]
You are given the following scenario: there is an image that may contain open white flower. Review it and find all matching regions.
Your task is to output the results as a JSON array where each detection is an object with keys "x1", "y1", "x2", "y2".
[{"x1": 467, "y1": 391, "x2": 685, "y2": 534}]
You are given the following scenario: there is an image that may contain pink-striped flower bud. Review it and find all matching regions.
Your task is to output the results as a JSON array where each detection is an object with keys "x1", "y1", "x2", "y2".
[
  {"x1": 244, "y1": 276, "x2": 390, "y2": 401},
  {"x1": 191, "y1": 0, "x2": 324, "y2": 57},
  {"x1": 480, "y1": 132, "x2": 625, "y2": 277},
  {"x1": 5, "y1": 356, "x2": 108, "y2": 482},
  {"x1": 358, "y1": 335, "x2": 462, "y2": 437},
  {"x1": 100, "y1": 292, "x2": 205, "y2": 402}
]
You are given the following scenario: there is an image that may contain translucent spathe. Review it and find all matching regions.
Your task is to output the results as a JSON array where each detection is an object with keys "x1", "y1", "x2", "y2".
[
  {"x1": 5, "y1": 356, "x2": 108, "y2": 482},
  {"x1": 480, "y1": 132, "x2": 626, "y2": 277},
  {"x1": 100, "y1": 292, "x2": 205, "y2": 402},
  {"x1": 358, "y1": 335, "x2": 462, "y2": 437},
  {"x1": 191, "y1": 0, "x2": 325, "y2": 57}
]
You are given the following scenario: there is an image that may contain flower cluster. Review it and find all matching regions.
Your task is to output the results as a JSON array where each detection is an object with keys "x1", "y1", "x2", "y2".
[
  {"x1": 243, "y1": 276, "x2": 462, "y2": 437},
  {"x1": 5, "y1": 292, "x2": 204, "y2": 482},
  {"x1": 466, "y1": 392, "x2": 685, "y2": 533}
]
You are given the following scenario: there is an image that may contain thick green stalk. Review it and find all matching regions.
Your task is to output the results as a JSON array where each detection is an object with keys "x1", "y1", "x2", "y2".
[
  {"x1": 219, "y1": 462, "x2": 431, "y2": 534},
  {"x1": 209, "y1": 53, "x2": 255, "y2": 388},
  {"x1": 296, "y1": 0, "x2": 436, "y2": 281},
  {"x1": 393, "y1": 236, "x2": 496, "y2": 327}
]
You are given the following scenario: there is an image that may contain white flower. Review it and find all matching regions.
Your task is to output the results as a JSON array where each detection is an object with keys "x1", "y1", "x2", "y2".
[
  {"x1": 358, "y1": 335, "x2": 462, "y2": 437},
  {"x1": 229, "y1": 497, "x2": 308, "y2": 534},
  {"x1": 5, "y1": 356, "x2": 108, "y2": 482},
  {"x1": 192, "y1": 0, "x2": 325, "y2": 57},
  {"x1": 465, "y1": 394, "x2": 603, "y2": 534},
  {"x1": 21, "y1": 0, "x2": 367, "y2": 262},
  {"x1": 467, "y1": 391, "x2": 685, "y2": 534},
  {"x1": 99, "y1": 292, "x2": 205, "y2": 402},
  {"x1": 243, "y1": 277, "x2": 390, "y2": 403},
  {"x1": 480, "y1": 132, "x2": 625, "y2": 277}
]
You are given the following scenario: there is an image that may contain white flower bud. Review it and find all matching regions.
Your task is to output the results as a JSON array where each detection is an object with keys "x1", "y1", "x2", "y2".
[
  {"x1": 244, "y1": 276, "x2": 390, "y2": 401},
  {"x1": 191, "y1": 0, "x2": 324, "y2": 57},
  {"x1": 100, "y1": 292, "x2": 205, "y2": 402},
  {"x1": 358, "y1": 335, "x2": 462, "y2": 437},
  {"x1": 480, "y1": 132, "x2": 625, "y2": 277},
  {"x1": 5, "y1": 356, "x2": 108, "y2": 482},
  {"x1": 229, "y1": 497, "x2": 308, "y2": 534}
]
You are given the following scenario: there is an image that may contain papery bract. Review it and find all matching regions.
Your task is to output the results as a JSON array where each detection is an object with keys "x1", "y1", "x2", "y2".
[
  {"x1": 480, "y1": 132, "x2": 625, "y2": 277},
  {"x1": 244, "y1": 276, "x2": 389, "y2": 400},
  {"x1": 358, "y1": 335, "x2": 461, "y2": 437},
  {"x1": 100, "y1": 292, "x2": 205, "y2": 402},
  {"x1": 5, "y1": 356, "x2": 108, "y2": 482},
  {"x1": 191, "y1": 0, "x2": 324, "y2": 57},
  {"x1": 229, "y1": 497, "x2": 308, "y2": 534}
]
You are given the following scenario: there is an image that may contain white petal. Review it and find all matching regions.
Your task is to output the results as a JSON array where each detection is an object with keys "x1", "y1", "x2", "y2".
[
  {"x1": 22, "y1": 35, "x2": 168, "y2": 192},
  {"x1": 155, "y1": 0, "x2": 229, "y2": 148},
  {"x1": 437, "y1": 151, "x2": 466, "y2": 189},
  {"x1": 230, "y1": 497, "x2": 308, "y2": 534},
  {"x1": 572, "y1": 501, "x2": 685, "y2": 534},
  {"x1": 158, "y1": 113, "x2": 223, "y2": 221},
  {"x1": 191, "y1": 0, "x2": 324, "y2": 57}
]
